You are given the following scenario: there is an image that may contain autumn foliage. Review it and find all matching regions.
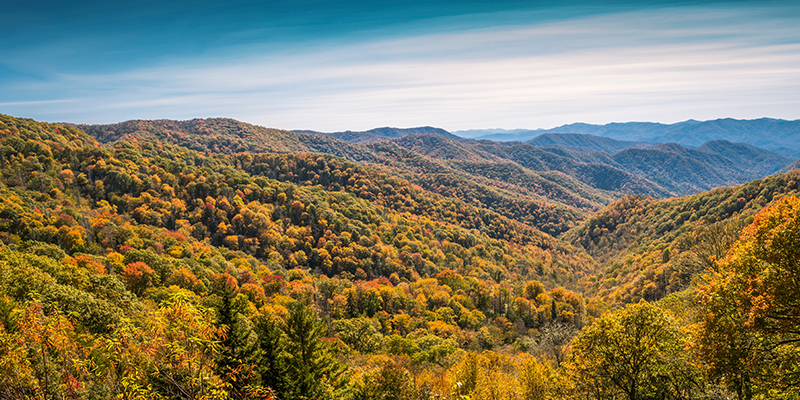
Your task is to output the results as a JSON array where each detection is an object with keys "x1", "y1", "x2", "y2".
[{"x1": 0, "y1": 113, "x2": 799, "y2": 399}]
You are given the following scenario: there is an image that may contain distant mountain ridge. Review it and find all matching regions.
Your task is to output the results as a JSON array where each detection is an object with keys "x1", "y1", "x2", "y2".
[
  {"x1": 293, "y1": 126, "x2": 459, "y2": 143},
  {"x1": 455, "y1": 118, "x2": 800, "y2": 153},
  {"x1": 526, "y1": 133, "x2": 654, "y2": 154}
]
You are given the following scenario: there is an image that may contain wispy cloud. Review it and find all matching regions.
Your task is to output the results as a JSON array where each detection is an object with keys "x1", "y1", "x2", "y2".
[
  {"x1": 2, "y1": 4, "x2": 799, "y2": 130},
  {"x1": 0, "y1": 99, "x2": 78, "y2": 107}
]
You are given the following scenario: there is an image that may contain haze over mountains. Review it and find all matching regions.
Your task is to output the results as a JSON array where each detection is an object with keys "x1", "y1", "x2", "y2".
[
  {"x1": 292, "y1": 118, "x2": 797, "y2": 195},
  {"x1": 526, "y1": 133, "x2": 653, "y2": 154},
  {"x1": 454, "y1": 118, "x2": 800, "y2": 158}
]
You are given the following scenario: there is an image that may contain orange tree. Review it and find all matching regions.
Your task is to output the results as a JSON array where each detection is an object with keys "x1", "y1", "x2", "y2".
[{"x1": 695, "y1": 196, "x2": 800, "y2": 399}]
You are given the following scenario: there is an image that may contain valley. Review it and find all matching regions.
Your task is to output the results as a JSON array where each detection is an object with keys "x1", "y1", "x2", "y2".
[{"x1": 1, "y1": 113, "x2": 799, "y2": 399}]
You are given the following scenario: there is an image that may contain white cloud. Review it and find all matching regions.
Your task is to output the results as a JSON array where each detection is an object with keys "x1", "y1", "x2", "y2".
[{"x1": 2, "y1": 4, "x2": 799, "y2": 130}]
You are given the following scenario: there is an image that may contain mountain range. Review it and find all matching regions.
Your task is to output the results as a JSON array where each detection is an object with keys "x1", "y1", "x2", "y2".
[
  {"x1": 21, "y1": 112, "x2": 800, "y2": 303},
  {"x1": 454, "y1": 117, "x2": 800, "y2": 158},
  {"x1": 3, "y1": 112, "x2": 800, "y2": 398},
  {"x1": 75, "y1": 117, "x2": 797, "y2": 236}
]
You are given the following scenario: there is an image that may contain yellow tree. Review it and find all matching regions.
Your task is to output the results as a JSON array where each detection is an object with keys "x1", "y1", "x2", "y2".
[
  {"x1": 695, "y1": 196, "x2": 800, "y2": 399},
  {"x1": 566, "y1": 301, "x2": 699, "y2": 400}
]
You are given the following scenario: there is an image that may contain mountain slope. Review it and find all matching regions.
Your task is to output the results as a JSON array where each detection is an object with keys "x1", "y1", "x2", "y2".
[
  {"x1": 567, "y1": 170, "x2": 800, "y2": 304},
  {"x1": 463, "y1": 140, "x2": 673, "y2": 196},
  {"x1": 392, "y1": 134, "x2": 502, "y2": 163},
  {"x1": 609, "y1": 141, "x2": 792, "y2": 194},
  {"x1": 75, "y1": 117, "x2": 797, "y2": 237},
  {"x1": 649, "y1": 118, "x2": 800, "y2": 148},
  {"x1": 2, "y1": 113, "x2": 594, "y2": 288},
  {"x1": 779, "y1": 160, "x2": 800, "y2": 174},
  {"x1": 697, "y1": 140, "x2": 794, "y2": 175},
  {"x1": 362, "y1": 141, "x2": 596, "y2": 234},
  {"x1": 77, "y1": 118, "x2": 378, "y2": 162},
  {"x1": 294, "y1": 126, "x2": 459, "y2": 143},
  {"x1": 527, "y1": 133, "x2": 654, "y2": 153},
  {"x1": 0, "y1": 113, "x2": 619, "y2": 399},
  {"x1": 77, "y1": 119, "x2": 620, "y2": 234}
]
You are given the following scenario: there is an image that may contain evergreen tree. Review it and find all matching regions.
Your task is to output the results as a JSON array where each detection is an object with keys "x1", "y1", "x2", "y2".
[
  {"x1": 216, "y1": 285, "x2": 257, "y2": 399},
  {"x1": 282, "y1": 302, "x2": 347, "y2": 400},
  {"x1": 254, "y1": 312, "x2": 285, "y2": 394}
]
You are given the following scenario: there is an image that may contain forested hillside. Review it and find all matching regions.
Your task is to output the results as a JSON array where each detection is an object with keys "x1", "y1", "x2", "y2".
[
  {"x1": 78, "y1": 118, "x2": 379, "y2": 163},
  {"x1": 79, "y1": 118, "x2": 797, "y2": 235},
  {"x1": 526, "y1": 133, "x2": 653, "y2": 154},
  {"x1": 567, "y1": 171, "x2": 800, "y2": 305},
  {"x1": 79, "y1": 119, "x2": 614, "y2": 235},
  {"x1": 608, "y1": 141, "x2": 792, "y2": 194},
  {"x1": 0, "y1": 114, "x2": 596, "y2": 399},
  {"x1": 2, "y1": 113, "x2": 800, "y2": 399},
  {"x1": 294, "y1": 126, "x2": 457, "y2": 143}
]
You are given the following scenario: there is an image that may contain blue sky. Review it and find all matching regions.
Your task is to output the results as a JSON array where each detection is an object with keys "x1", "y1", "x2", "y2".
[{"x1": 1, "y1": 0, "x2": 799, "y2": 131}]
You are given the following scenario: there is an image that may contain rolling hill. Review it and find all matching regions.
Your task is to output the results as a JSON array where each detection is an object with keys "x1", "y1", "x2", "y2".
[
  {"x1": 390, "y1": 134, "x2": 792, "y2": 196},
  {"x1": 608, "y1": 141, "x2": 793, "y2": 194},
  {"x1": 77, "y1": 118, "x2": 378, "y2": 162},
  {"x1": 76, "y1": 120, "x2": 630, "y2": 235},
  {"x1": 3, "y1": 113, "x2": 800, "y2": 399},
  {"x1": 566, "y1": 170, "x2": 800, "y2": 304},
  {"x1": 74, "y1": 117, "x2": 798, "y2": 236}
]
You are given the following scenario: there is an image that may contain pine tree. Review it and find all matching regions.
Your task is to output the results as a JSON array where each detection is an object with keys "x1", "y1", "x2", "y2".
[
  {"x1": 216, "y1": 285, "x2": 257, "y2": 399},
  {"x1": 281, "y1": 302, "x2": 347, "y2": 400},
  {"x1": 254, "y1": 312, "x2": 285, "y2": 393}
]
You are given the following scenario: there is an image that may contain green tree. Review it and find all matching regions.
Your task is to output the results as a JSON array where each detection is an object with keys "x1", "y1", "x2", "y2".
[
  {"x1": 216, "y1": 285, "x2": 257, "y2": 399},
  {"x1": 333, "y1": 317, "x2": 382, "y2": 353},
  {"x1": 282, "y1": 302, "x2": 347, "y2": 400},
  {"x1": 254, "y1": 312, "x2": 285, "y2": 393},
  {"x1": 566, "y1": 301, "x2": 699, "y2": 400}
]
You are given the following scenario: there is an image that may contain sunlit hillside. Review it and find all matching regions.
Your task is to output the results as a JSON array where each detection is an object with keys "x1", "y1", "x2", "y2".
[{"x1": 1, "y1": 114, "x2": 799, "y2": 399}]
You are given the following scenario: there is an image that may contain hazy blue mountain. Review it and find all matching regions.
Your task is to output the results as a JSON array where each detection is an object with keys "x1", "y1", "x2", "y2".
[
  {"x1": 779, "y1": 160, "x2": 800, "y2": 174},
  {"x1": 454, "y1": 118, "x2": 800, "y2": 152},
  {"x1": 395, "y1": 136, "x2": 675, "y2": 196},
  {"x1": 396, "y1": 133, "x2": 794, "y2": 196},
  {"x1": 454, "y1": 128, "x2": 544, "y2": 140},
  {"x1": 455, "y1": 129, "x2": 544, "y2": 141},
  {"x1": 771, "y1": 147, "x2": 800, "y2": 160},
  {"x1": 697, "y1": 140, "x2": 794, "y2": 175}
]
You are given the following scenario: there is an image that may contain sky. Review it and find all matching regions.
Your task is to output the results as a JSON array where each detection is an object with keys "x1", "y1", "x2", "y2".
[{"x1": 1, "y1": 0, "x2": 799, "y2": 131}]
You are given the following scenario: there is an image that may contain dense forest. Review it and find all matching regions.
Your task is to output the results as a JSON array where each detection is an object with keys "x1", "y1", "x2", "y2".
[
  {"x1": 77, "y1": 118, "x2": 796, "y2": 235},
  {"x1": 1, "y1": 113, "x2": 799, "y2": 399}
]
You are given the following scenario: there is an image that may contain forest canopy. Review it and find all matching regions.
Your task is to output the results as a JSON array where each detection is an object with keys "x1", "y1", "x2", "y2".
[{"x1": 0, "y1": 113, "x2": 799, "y2": 399}]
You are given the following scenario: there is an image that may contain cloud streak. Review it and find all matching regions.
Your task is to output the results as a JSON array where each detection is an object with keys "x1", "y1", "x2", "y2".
[{"x1": 2, "y1": 4, "x2": 799, "y2": 130}]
